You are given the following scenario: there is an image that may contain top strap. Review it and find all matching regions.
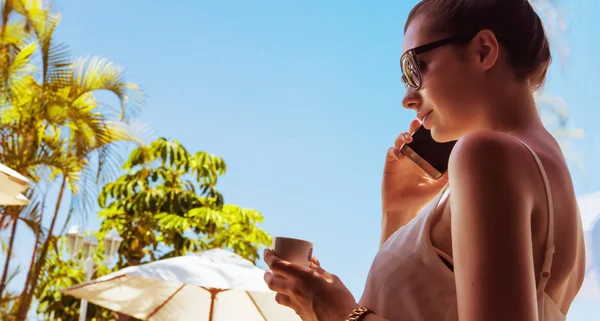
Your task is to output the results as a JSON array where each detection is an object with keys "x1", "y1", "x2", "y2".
[{"x1": 512, "y1": 137, "x2": 555, "y2": 293}]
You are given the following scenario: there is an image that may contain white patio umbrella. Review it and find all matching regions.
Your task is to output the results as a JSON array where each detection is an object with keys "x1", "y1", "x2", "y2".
[
  {"x1": 0, "y1": 162, "x2": 29, "y2": 205},
  {"x1": 576, "y1": 191, "x2": 600, "y2": 301},
  {"x1": 0, "y1": 193, "x2": 29, "y2": 206},
  {"x1": 62, "y1": 249, "x2": 301, "y2": 321}
]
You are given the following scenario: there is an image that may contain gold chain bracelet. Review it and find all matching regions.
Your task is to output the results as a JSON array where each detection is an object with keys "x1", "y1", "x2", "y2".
[{"x1": 345, "y1": 306, "x2": 374, "y2": 321}]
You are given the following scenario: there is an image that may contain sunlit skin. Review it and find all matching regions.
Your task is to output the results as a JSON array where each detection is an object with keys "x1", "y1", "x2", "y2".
[{"x1": 263, "y1": 13, "x2": 586, "y2": 321}]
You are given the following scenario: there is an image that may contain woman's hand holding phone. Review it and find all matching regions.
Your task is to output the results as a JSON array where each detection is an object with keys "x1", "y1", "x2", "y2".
[{"x1": 380, "y1": 119, "x2": 448, "y2": 245}]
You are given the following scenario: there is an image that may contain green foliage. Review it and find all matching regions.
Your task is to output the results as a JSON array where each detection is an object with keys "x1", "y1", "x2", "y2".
[
  {"x1": 0, "y1": 265, "x2": 22, "y2": 320},
  {"x1": 36, "y1": 236, "x2": 118, "y2": 321},
  {"x1": 0, "y1": 0, "x2": 143, "y2": 318},
  {"x1": 34, "y1": 138, "x2": 271, "y2": 321},
  {"x1": 99, "y1": 138, "x2": 271, "y2": 265},
  {"x1": 0, "y1": 1, "x2": 271, "y2": 319}
]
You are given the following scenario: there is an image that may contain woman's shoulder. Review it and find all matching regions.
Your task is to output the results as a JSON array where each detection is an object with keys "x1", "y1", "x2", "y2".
[{"x1": 448, "y1": 130, "x2": 539, "y2": 189}]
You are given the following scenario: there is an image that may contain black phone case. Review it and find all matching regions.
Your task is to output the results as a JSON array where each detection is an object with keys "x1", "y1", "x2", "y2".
[{"x1": 405, "y1": 126, "x2": 457, "y2": 174}]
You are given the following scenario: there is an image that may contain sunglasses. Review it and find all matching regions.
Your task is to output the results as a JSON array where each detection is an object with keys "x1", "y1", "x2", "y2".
[{"x1": 401, "y1": 34, "x2": 476, "y2": 90}]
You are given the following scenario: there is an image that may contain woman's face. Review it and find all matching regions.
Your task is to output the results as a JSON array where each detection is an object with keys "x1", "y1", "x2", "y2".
[{"x1": 401, "y1": 15, "x2": 486, "y2": 142}]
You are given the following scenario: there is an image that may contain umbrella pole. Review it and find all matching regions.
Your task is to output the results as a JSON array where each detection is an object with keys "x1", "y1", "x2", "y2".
[
  {"x1": 208, "y1": 289, "x2": 218, "y2": 321},
  {"x1": 206, "y1": 288, "x2": 227, "y2": 321}
]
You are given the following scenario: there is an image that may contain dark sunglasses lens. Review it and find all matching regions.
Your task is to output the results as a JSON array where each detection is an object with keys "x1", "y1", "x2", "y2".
[{"x1": 401, "y1": 54, "x2": 420, "y2": 89}]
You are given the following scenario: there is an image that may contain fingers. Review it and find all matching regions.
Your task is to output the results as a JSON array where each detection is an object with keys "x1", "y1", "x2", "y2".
[
  {"x1": 393, "y1": 119, "x2": 422, "y2": 149},
  {"x1": 271, "y1": 281, "x2": 304, "y2": 318},
  {"x1": 310, "y1": 257, "x2": 320, "y2": 267},
  {"x1": 394, "y1": 133, "x2": 412, "y2": 149},
  {"x1": 264, "y1": 249, "x2": 310, "y2": 279},
  {"x1": 409, "y1": 118, "x2": 422, "y2": 133},
  {"x1": 264, "y1": 270, "x2": 296, "y2": 296},
  {"x1": 309, "y1": 257, "x2": 327, "y2": 276},
  {"x1": 274, "y1": 293, "x2": 294, "y2": 308},
  {"x1": 387, "y1": 146, "x2": 402, "y2": 161}
]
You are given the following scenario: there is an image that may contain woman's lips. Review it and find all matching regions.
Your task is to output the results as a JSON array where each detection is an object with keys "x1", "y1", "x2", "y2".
[{"x1": 417, "y1": 110, "x2": 433, "y2": 122}]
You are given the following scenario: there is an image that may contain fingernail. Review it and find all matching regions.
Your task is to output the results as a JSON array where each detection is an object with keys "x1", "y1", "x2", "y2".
[{"x1": 404, "y1": 133, "x2": 411, "y2": 139}]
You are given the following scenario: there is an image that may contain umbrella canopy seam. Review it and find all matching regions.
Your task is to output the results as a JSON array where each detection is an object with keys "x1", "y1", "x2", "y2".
[
  {"x1": 146, "y1": 284, "x2": 186, "y2": 320},
  {"x1": 247, "y1": 292, "x2": 269, "y2": 321},
  {"x1": 60, "y1": 274, "x2": 128, "y2": 293}
]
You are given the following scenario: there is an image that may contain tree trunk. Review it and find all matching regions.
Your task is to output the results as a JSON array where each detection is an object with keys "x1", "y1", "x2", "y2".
[
  {"x1": 18, "y1": 219, "x2": 42, "y2": 312},
  {"x1": 0, "y1": 212, "x2": 10, "y2": 231},
  {"x1": 15, "y1": 176, "x2": 66, "y2": 320},
  {"x1": 0, "y1": 209, "x2": 17, "y2": 297}
]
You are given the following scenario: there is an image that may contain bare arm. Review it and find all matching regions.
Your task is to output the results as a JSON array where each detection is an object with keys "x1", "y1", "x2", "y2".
[
  {"x1": 368, "y1": 133, "x2": 541, "y2": 321},
  {"x1": 380, "y1": 119, "x2": 447, "y2": 248},
  {"x1": 363, "y1": 313, "x2": 392, "y2": 321},
  {"x1": 449, "y1": 133, "x2": 539, "y2": 321}
]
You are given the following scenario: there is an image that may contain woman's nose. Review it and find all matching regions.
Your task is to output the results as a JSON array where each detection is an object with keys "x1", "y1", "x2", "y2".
[{"x1": 402, "y1": 88, "x2": 421, "y2": 111}]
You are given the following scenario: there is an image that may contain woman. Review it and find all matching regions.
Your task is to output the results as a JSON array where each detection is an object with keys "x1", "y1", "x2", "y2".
[{"x1": 263, "y1": 1, "x2": 586, "y2": 320}]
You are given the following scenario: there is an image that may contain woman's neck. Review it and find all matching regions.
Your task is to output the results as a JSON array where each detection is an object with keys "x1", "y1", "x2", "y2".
[{"x1": 479, "y1": 82, "x2": 544, "y2": 135}]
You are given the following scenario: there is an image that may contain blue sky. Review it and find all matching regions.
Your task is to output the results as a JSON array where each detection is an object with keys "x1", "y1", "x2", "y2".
[{"x1": 5, "y1": 0, "x2": 600, "y2": 319}]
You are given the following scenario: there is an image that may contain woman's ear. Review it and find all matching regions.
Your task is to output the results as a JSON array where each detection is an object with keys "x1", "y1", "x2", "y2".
[{"x1": 473, "y1": 29, "x2": 499, "y2": 71}]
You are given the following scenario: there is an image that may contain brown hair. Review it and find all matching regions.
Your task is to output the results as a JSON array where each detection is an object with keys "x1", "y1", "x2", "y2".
[{"x1": 405, "y1": 0, "x2": 551, "y2": 90}]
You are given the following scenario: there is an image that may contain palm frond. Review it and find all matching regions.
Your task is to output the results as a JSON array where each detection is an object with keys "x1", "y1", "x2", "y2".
[
  {"x1": 96, "y1": 143, "x2": 125, "y2": 185},
  {"x1": 11, "y1": 0, "x2": 53, "y2": 45},
  {"x1": 1, "y1": 0, "x2": 14, "y2": 28},
  {"x1": 8, "y1": 40, "x2": 35, "y2": 76},
  {"x1": 18, "y1": 208, "x2": 48, "y2": 249},
  {"x1": 5, "y1": 40, "x2": 36, "y2": 100},
  {"x1": 2, "y1": 21, "x2": 28, "y2": 47},
  {"x1": 10, "y1": 0, "x2": 66, "y2": 89},
  {"x1": 16, "y1": 186, "x2": 41, "y2": 229},
  {"x1": 4, "y1": 263, "x2": 21, "y2": 287},
  {"x1": 67, "y1": 163, "x2": 100, "y2": 225},
  {"x1": 0, "y1": 19, "x2": 35, "y2": 106},
  {"x1": 69, "y1": 56, "x2": 144, "y2": 120},
  {"x1": 44, "y1": 40, "x2": 69, "y2": 88}
]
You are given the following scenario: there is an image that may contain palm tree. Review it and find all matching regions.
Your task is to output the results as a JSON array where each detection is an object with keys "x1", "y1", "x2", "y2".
[
  {"x1": 0, "y1": 264, "x2": 23, "y2": 320},
  {"x1": 0, "y1": 0, "x2": 143, "y2": 318},
  {"x1": 0, "y1": 199, "x2": 46, "y2": 317},
  {"x1": 0, "y1": 0, "x2": 68, "y2": 299}
]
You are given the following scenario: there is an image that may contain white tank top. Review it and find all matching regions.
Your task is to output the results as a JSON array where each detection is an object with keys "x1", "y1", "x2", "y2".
[{"x1": 359, "y1": 138, "x2": 565, "y2": 321}]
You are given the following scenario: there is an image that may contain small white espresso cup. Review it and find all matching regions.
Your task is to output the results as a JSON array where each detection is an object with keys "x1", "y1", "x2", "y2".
[{"x1": 272, "y1": 237, "x2": 313, "y2": 267}]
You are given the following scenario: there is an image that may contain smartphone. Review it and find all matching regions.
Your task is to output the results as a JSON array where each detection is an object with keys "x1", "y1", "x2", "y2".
[{"x1": 400, "y1": 126, "x2": 457, "y2": 179}]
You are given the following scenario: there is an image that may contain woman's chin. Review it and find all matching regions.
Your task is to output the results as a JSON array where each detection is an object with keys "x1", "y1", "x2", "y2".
[
  {"x1": 430, "y1": 126, "x2": 457, "y2": 143},
  {"x1": 427, "y1": 118, "x2": 460, "y2": 142}
]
